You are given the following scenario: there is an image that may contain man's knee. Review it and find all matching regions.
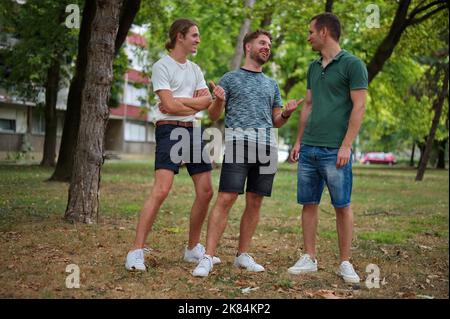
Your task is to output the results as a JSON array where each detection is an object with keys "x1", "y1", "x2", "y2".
[
  {"x1": 197, "y1": 185, "x2": 213, "y2": 202},
  {"x1": 216, "y1": 192, "x2": 238, "y2": 209},
  {"x1": 153, "y1": 186, "x2": 171, "y2": 201},
  {"x1": 246, "y1": 192, "x2": 263, "y2": 211}
]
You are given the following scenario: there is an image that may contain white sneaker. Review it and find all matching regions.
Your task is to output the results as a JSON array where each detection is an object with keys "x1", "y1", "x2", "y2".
[
  {"x1": 184, "y1": 243, "x2": 221, "y2": 264},
  {"x1": 287, "y1": 254, "x2": 318, "y2": 274},
  {"x1": 234, "y1": 253, "x2": 265, "y2": 272},
  {"x1": 192, "y1": 255, "x2": 213, "y2": 277},
  {"x1": 125, "y1": 248, "x2": 146, "y2": 271},
  {"x1": 338, "y1": 261, "x2": 360, "y2": 283}
]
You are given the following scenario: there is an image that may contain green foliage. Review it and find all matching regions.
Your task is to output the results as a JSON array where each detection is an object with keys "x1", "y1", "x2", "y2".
[
  {"x1": 1, "y1": 0, "x2": 447, "y2": 153},
  {"x1": 109, "y1": 48, "x2": 128, "y2": 107},
  {"x1": 0, "y1": 0, "x2": 82, "y2": 101}
]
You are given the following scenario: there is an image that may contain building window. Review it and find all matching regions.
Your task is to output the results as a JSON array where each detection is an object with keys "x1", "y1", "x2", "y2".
[
  {"x1": 124, "y1": 83, "x2": 148, "y2": 107},
  {"x1": 0, "y1": 118, "x2": 16, "y2": 132},
  {"x1": 125, "y1": 122, "x2": 146, "y2": 142},
  {"x1": 147, "y1": 125, "x2": 155, "y2": 142},
  {"x1": 124, "y1": 44, "x2": 147, "y2": 72},
  {"x1": 32, "y1": 113, "x2": 45, "y2": 134}
]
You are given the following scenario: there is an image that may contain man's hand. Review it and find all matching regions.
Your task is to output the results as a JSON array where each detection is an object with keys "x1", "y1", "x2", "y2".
[
  {"x1": 210, "y1": 80, "x2": 225, "y2": 101},
  {"x1": 283, "y1": 98, "x2": 304, "y2": 117},
  {"x1": 194, "y1": 88, "x2": 210, "y2": 97},
  {"x1": 159, "y1": 103, "x2": 169, "y2": 114},
  {"x1": 289, "y1": 142, "x2": 301, "y2": 163},
  {"x1": 336, "y1": 145, "x2": 352, "y2": 168}
]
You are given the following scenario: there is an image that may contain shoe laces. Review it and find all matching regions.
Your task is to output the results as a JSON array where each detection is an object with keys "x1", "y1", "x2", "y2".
[
  {"x1": 195, "y1": 243, "x2": 206, "y2": 255},
  {"x1": 296, "y1": 254, "x2": 314, "y2": 267},
  {"x1": 198, "y1": 255, "x2": 213, "y2": 269},
  {"x1": 240, "y1": 253, "x2": 257, "y2": 265},
  {"x1": 341, "y1": 261, "x2": 355, "y2": 274},
  {"x1": 133, "y1": 249, "x2": 145, "y2": 265}
]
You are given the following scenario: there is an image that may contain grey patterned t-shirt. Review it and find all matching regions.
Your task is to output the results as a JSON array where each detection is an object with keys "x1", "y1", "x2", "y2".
[{"x1": 219, "y1": 68, "x2": 282, "y2": 146}]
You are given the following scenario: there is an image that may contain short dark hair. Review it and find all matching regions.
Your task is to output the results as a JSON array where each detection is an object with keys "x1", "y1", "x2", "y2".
[
  {"x1": 310, "y1": 13, "x2": 341, "y2": 41},
  {"x1": 243, "y1": 30, "x2": 272, "y2": 56},
  {"x1": 165, "y1": 19, "x2": 198, "y2": 51}
]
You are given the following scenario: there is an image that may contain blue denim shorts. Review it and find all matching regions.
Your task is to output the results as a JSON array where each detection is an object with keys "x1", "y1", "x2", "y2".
[{"x1": 297, "y1": 144, "x2": 352, "y2": 208}]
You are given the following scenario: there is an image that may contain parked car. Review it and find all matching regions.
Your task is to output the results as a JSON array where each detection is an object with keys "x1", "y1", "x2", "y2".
[{"x1": 360, "y1": 152, "x2": 397, "y2": 165}]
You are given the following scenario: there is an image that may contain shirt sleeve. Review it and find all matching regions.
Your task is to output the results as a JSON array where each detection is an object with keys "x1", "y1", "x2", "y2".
[
  {"x1": 218, "y1": 74, "x2": 229, "y2": 97},
  {"x1": 151, "y1": 62, "x2": 171, "y2": 92},
  {"x1": 348, "y1": 58, "x2": 368, "y2": 90},
  {"x1": 306, "y1": 62, "x2": 312, "y2": 90},
  {"x1": 273, "y1": 81, "x2": 282, "y2": 109},
  {"x1": 194, "y1": 64, "x2": 208, "y2": 91}
]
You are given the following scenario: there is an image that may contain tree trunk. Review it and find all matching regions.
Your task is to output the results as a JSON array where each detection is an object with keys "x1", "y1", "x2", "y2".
[
  {"x1": 416, "y1": 69, "x2": 449, "y2": 181},
  {"x1": 230, "y1": 0, "x2": 256, "y2": 70},
  {"x1": 436, "y1": 138, "x2": 447, "y2": 169},
  {"x1": 325, "y1": 0, "x2": 333, "y2": 12},
  {"x1": 40, "y1": 58, "x2": 61, "y2": 167},
  {"x1": 50, "y1": 0, "x2": 96, "y2": 181},
  {"x1": 409, "y1": 141, "x2": 416, "y2": 167},
  {"x1": 51, "y1": 0, "x2": 140, "y2": 182},
  {"x1": 65, "y1": 0, "x2": 123, "y2": 223}
]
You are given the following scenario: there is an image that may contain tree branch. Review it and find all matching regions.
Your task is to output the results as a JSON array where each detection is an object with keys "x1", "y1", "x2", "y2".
[
  {"x1": 408, "y1": 0, "x2": 447, "y2": 19},
  {"x1": 114, "y1": 0, "x2": 141, "y2": 55},
  {"x1": 408, "y1": 4, "x2": 448, "y2": 26}
]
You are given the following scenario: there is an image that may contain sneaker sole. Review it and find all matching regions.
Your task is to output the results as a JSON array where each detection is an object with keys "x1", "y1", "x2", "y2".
[
  {"x1": 287, "y1": 268, "x2": 318, "y2": 275},
  {"x1": 192, "y1": 272, "x2": 209, "y2": 277},
  {"x1": 184, "y1": 257, "x2": 199, "y2": 263},
  {"x1": 125, "y1": 265, "x2": 146, "y2": 272},
  {"x1": 342, "y1": 276, "x2": 360, "y2": 284},
  {"x1": 234, "y1": 263, "x2": 265, "y2": 272},
  {"x1": 185, "y1": 256, "x2": 221, "y2": 264}
]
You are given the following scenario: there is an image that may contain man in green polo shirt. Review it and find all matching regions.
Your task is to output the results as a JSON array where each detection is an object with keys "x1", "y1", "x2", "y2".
[{"x1": 288, "y1": 12, "x2": 368, "y2": 284}]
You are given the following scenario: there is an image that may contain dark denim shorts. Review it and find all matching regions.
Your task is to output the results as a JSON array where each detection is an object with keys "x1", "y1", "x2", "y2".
[
  {"x1": 154, "y1": 124, "x2": 212, "y2": 176},
  {"x1": 297, "y1": 144, "x2": 352, "y2": 208},
  {"x1": 219, "y1": 141, "x2": 277, "y2": 197}
]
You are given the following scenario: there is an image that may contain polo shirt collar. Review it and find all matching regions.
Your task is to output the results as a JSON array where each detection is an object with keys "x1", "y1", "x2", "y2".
[{"x1": 315, "y1": 49, "x2": 347, "y2": 64}]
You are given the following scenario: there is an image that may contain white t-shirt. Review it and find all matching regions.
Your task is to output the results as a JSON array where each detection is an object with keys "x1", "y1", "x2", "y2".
[{"x1": 151, "y1": 55, "x2": 208, "y2": 122}]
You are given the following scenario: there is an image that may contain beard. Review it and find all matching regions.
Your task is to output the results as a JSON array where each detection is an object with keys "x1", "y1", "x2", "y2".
[{"x1": 250, "y1": 50, "x2": 269, "y2": 65}]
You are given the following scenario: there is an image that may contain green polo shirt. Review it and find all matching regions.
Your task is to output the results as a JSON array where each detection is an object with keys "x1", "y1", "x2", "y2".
[{"x1": 302, "y1": 50, "x2": 368, "y2": 148}]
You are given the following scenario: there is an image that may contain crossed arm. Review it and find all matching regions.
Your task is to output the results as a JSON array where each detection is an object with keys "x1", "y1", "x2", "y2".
[{"x1": 157, "y1": 88, "x2": 212, "y2": 116}]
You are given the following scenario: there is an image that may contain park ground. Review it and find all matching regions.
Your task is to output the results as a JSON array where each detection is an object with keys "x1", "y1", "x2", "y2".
[{"x1": 0, "y1": 161, "x2": 448, "y2": 299}]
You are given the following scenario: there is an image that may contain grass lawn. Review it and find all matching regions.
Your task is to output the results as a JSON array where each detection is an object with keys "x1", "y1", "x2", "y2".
[{"x1": 0, "y1": 161, "x2": 448, "y2": 299}]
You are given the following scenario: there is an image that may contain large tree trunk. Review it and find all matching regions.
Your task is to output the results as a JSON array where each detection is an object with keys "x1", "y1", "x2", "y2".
[
  {"x1": 51, "y1": 0, "x2": 141, "y2": 182},
  {"x1": 230, "y1": 0, "x2": 256, "y2": 70},
  {"x1": 40, "y1": 58, "x2": 61, "y2": 167},
  {"x1": 65, "y1": 0, "x2": 123, "y2": 223},
  {"x1": 50, "y1": 0, "x2": 96, "y2": 181},
  {"x1": 416, "y1": 69, "x2": 449, "y2": 181}
]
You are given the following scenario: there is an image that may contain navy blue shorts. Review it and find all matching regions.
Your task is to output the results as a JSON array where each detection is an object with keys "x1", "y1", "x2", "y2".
[{"x1": 154, "y1": 124, "x2": 212, "y2": 176}]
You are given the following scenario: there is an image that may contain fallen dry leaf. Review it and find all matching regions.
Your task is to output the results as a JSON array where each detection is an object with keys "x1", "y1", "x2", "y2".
[{"x1": 314, "y1": 289, "x2": 341, "y2": 299}]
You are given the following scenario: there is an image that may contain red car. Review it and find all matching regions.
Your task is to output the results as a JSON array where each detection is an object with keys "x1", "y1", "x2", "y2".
[{"x1": 361, "y1": 152, "x2": 397, "y2": 165}]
